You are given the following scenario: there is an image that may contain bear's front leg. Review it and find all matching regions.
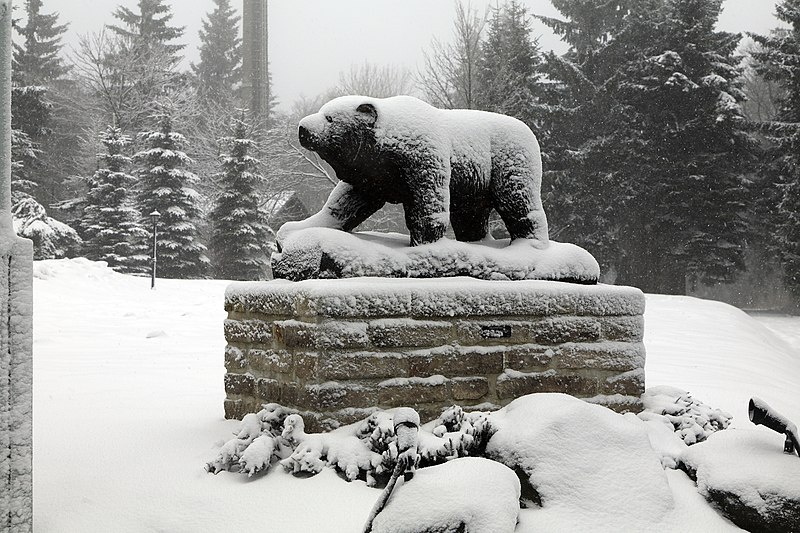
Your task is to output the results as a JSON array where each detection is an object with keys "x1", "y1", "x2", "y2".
[
  {"x1": 404, "y1": 162, "x2": 450, "y2": 246},
  {"x1": 276, "y1": 181, "x2": 385, "y2": 245}
]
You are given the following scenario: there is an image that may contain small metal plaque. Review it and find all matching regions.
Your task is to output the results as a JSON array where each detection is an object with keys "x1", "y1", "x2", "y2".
[{"x1": 480, "y1": 325, "x2": 512, "y2": 339}]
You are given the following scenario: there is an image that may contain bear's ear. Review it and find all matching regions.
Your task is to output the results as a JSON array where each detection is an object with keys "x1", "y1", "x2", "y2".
[{"x1": 356, "y1": 103, "x2": 378, "y2": 125}]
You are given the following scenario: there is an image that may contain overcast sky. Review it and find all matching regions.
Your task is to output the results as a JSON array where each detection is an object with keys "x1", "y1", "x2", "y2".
[{"x1": 42, "y1": 0, "x2": 782, "y2": 111}]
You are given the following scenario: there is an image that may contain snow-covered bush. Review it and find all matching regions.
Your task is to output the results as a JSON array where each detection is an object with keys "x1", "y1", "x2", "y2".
[
  {"x1": 12, "y1": 197, "x2": 82, "y2": 259},
  {"x1": 209, "y1": 405, "x2": 495, "y2": 486},
  {"x1": 205, "y1": 403, "x2": 295, "y2": 475},
  {"x1": 639, "y1": 386, "x2": 732, "y2": 445},
  {"x1": 369, "y1": 457, "x2": 520, "y2": 533}
]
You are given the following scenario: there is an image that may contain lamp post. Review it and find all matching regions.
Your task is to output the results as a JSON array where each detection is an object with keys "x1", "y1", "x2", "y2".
[{"x1": 150, "y1": 210, "x2": 160, "y2": 289}]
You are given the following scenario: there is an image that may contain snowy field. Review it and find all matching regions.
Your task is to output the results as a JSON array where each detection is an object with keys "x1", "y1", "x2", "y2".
[{"x1": 32, "y1": 258, "x2": 800, "y2": 532}]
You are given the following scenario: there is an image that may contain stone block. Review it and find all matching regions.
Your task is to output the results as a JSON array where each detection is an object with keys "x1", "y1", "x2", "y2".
[
  {"x1": 224, "y1": 318, "x2": 273, "y2": 344},
  {"x1": 224, "y1": 344, "x2": 247, "y2": 371},
  {"x1": 225, "y1": 281, "x2": 298, "y2": 315},
  {"x1": 319, "y1": 351, "x2": 408, "y2": 380},
  {"x1": 450, "y1": 377, "x2": 490, "y2": 401},
  {"x1": 502, "y1": 344, "x2": 556, "y2": 372},
  {"x1": 377, "y1": 376, "x2": 453, "y2": 405},
  {"x1": 247, "y1": 348, "x2": 293, "y2": 375},
  {"x1": 224, "y1": 373, "x2": 255, "y2": 395},
  {"x1": 369, "y1": 318, "x2": 454, "y2": 348},
  {"x1": 408, "y1": 346, "x2": 504, "y2": 378},
  {"x1": 496, "y1": 369, "x2": 599, "y2": 399},
  {"x1": 600, "y1": 316, "x2": 645, "y2": 342},
  {"x1": 255, "y1": 377, "x2": 281, "y2": 403},
  {"x1": 556, "y1": 342, "x2": 645, "y2": 372},
  {"x1": 303, "y1": 382, "x2": 371, "y2": 410},
  {"x1": 293, "y1": 352, "x2": 320, "y2": 381},
  {"x1": 227, "y1": 278, "x2": 645, "y2": 319},
  {"x1": 224, "y1": 398, "x2": 262, "y2": 420},
  {"x1": 275, "y1": 319, "x2": 369, "y2": 349},
  {"x1": 601, "y1": 369, "x2": 645, "y2": 396}
]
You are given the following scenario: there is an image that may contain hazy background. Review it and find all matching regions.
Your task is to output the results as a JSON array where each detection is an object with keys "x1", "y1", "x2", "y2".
[{"x1": 41, "y1": 0, "x2": 782, "y2": 112}]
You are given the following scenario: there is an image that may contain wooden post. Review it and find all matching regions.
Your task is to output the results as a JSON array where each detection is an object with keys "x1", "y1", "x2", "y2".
[{"x1": 1, "y1": 0, "x2": 34, "y2": 530}]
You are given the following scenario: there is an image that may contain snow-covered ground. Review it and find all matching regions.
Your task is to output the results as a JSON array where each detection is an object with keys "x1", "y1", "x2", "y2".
[{"x1": 31, "y1": 259, "x2": 800, "y2": 532}]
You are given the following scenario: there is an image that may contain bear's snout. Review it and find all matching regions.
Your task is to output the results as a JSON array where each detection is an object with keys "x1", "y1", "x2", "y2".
[{"x1": 298, "y1": 124, "x2": 313, "y2": 149}]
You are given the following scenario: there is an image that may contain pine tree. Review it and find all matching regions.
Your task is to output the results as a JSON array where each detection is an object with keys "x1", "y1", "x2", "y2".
[
  {"x1": 610, "y1": 0, "x2": 756, "y2": 292},
  {"x1": 750, "y1": 0, "x2": 800, "y2": 302},
  {"x1": 135, "y1": 111, "x2": 209, "y2": 279},
  {"x1": 539, "y1": 0, "x2": 755, "y2": 293},
  {"x1": 10, "y1": 85, "x2": 51, "y2": 205},
  {"x1": 210, "y1": 113, "x2": 270, "y2": 280},
  {"x1": 475, "y1": 0, "x2": 544, "y2": 126},
  {"x1": 193, "y1": 0, "x2": 242, "y2": 103},
  {"x1": 12, "y1": 0, "x2": 69, "y2": 85},
  {"x1": 80, "y1": 127, "x2": 150, "y2": 273},
  {"x1": 109, "y1": 0, "x2": 185, "y2": 60},
  {"x1": 536, "y1": 0, "x2": 636, "y2": 275},
  {"x1": 11, "y1": 128, "x2": 39, "y2": 206}
]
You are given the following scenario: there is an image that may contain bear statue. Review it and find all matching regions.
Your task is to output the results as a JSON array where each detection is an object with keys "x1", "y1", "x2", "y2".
[{"x1": 277, "y1": 95, "x2": 550, "y2": 249}]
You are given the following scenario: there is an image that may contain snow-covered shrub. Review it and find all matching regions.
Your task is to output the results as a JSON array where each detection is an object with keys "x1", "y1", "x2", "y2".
[
  {"x1": 205, "y1": 403, "x2": 295, "y2": 475},
  {"x1": 639, "y1": 386, "x2": 732, "y2": 445},
  {"x1": 12, "y1": 197, "x2": 82, "y2": 259},
  {"x1": 209, "y1": 405, "x2": 495, "y2": 486},
  {"x1": 369, "y1": 457, "x2": 520, "y2": 533}
]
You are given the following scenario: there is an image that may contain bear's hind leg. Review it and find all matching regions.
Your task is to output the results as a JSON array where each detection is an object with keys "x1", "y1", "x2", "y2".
[
  {"x1": 491, "y1": 173, "x2": 549, "y2": 247},
  {"x1": 451, "y1": 207, "x2": 491, "y2": 242}
]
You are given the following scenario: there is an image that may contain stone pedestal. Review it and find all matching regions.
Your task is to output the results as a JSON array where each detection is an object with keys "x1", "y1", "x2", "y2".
[
  {"x1": 224, "y1": 278, "x2": 646, "y2": 430},
  {"x1": 1, "y1": 238, "x2": 33, "y2": 531}
]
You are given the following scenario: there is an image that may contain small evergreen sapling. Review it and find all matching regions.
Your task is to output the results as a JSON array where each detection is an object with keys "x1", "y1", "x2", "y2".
[
  {"x1": 135, "y1": 111, "x2": 209, "y2": 279},
  {"x1": 209, "y1": 113, "x2": 270, "y2": 280},
  {"x1": 80, "y1": 126, "x2": 149, "y2": 273}
]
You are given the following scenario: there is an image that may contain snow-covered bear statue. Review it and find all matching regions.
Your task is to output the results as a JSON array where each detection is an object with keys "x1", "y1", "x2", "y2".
[{"x1": 278, "y1": 95, "x2": 550, "y2": 248}]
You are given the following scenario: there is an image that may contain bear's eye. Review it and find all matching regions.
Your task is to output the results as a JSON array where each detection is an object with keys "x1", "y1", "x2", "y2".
[{"x1": 325, "y1": 115, "x2": 333, "y2": 123}]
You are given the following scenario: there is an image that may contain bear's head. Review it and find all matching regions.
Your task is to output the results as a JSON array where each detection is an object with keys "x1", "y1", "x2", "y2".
[{"x1": 298, "y1": 96, "x2": 380, "y2": 173}]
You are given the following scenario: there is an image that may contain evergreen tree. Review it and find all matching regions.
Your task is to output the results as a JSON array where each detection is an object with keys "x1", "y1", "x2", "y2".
[
  {"x1": 475, "y1": 0, "x2": 544, "y2": 126},
  {"x1": 109, "y1": 0, "x2": 185, "y2": 60},
  {"x1": 12, "y1": 197, "x2": 82, "y2": 260},
  {"x1": 135, "y1": 111, "x2": 209, "y2": 279},
  {"x1": 540, "y1": 0, "x2": 755, "y2": 293},
  {"x1": 106, "y1": 0, "x2": 187, "y2": 130},
  {"x1": 193, "y1": 0, "x2": 242, "y2": 103},
  {"x1": 750, "y1": 0, "x2": 800, "y2": 301},
  {"x1": 80, "y1": 127, "x2": 150, "y2": 273},
  {"x1": 10, "y1": 85, "x2": 51, "y2": 204},
  {"x1": 537, "y1": 0, "x2": 636, "y2": 275},
  {"x1": 210, "y1": 113, "x2": 269, "y2": 280},
  {"x1": 610, "y1": 0, "x2": 756, "y2": 292},
  {"x1": 10, "y1": 128, "x2": 39, "y2": 205},
  {"x1": 12, "y1": 0, "x2": 69, "y2": 85}
]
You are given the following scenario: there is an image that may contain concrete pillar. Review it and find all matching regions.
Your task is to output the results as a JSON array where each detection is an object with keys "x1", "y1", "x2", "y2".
[
  {"x1": 242, "y1": 0, "x2": 270, "y2": 125},
  {"x1": 0, "y1": 0, "x2": 35, "y2": 530}
]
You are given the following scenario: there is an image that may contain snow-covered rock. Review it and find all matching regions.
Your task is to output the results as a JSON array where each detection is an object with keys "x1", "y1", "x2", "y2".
[
  {"x1": 369, "y1": 457, "x2": 520, "y2": 533},
  {"x1": 679, "y1": 428, "x2": 800, "y2": 533},
  {"x1": 486, "y1": 393, "x2": 675, "y2": 532},
  {"x1": 272, "y1": 228, "x2": 600, "y2": 282}
]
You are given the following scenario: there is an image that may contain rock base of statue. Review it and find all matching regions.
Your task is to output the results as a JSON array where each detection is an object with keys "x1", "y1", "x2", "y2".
[
  {"x1": 271, "y1": 229, "x2": 600, "y2": 283},
  {"x1": 223, "y1": 276, "x2": 645, "y2": 430}
]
